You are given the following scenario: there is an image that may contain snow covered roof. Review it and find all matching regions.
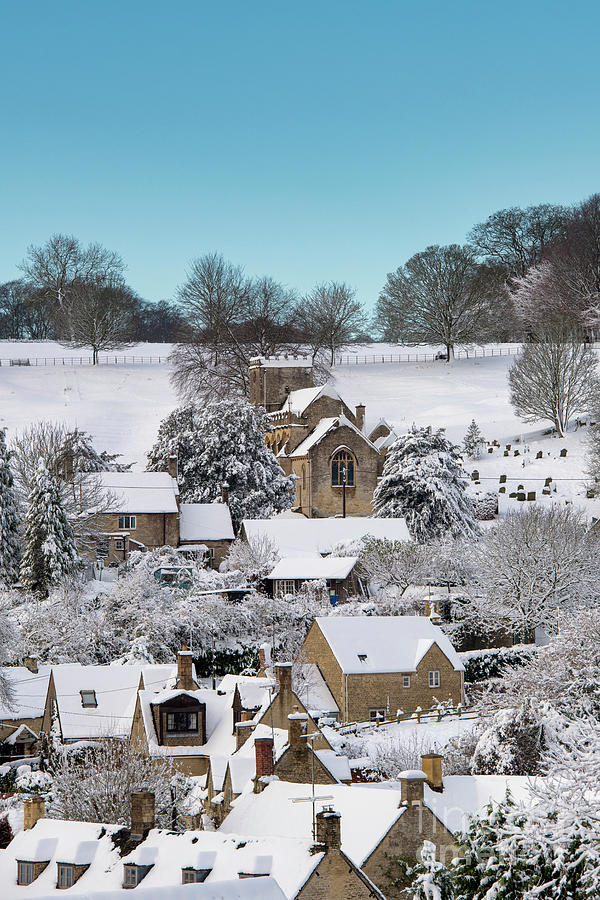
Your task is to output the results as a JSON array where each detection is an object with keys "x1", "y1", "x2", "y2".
[
  {"x1": 179, "y1": 503, "x2": 235, "y2": 542},
  {"x1": 267, "y1": 557, "x2": 358, "y2": 581},
  {"x1": 293, "y1": 664, "x2": 339, "y2": 716},
  {"x1": 423, "y1": 775, "x2": 535, "y2": 834},
  {"x1": 277, "y1": 384, "x2": 342, "y2": 416},
  {"x1": 52, "y1": 664, "x2": 176, "y2": 740},
  {"x1": 96, "y1": 472, "x2": 179, "y2": 514},
  {"x1": 242, "y1": 517, "x2": 411, "y2": 558},
  {"x1": 289, "y1": 415, "x2": 377, "y2": 458},
  {"x1": 0, "y1": 820, "x2": 313, "y2": 899},
  {"x1": 138, "y1": 687, "x2": 234, "y2": 758},
  {"x1": 46, "y1": 877, "x2": 288, "y2": 900},
  {"x1": 313, "y1": 616, "x2": 465, "y2": 674},
  {"x1": 221, "y1": 780, "x2": 406, "y2": 867},
  {"x1": 0, "y1": 666, "x2": 52, "y2": 720}
]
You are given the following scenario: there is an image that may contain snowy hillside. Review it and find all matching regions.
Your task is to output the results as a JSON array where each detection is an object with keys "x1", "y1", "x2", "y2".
[{"x1": 0, "y1": 341, "x2": 597, "y2": 519}]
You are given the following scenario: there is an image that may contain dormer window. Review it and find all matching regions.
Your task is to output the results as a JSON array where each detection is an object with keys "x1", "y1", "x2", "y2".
[
  {"x1": 182, "y1": 867, "x2": 211, "y2": 884},
  {"x1": 58, "y1": 864, "x2": 74, "y2": 888},
  {"x1": 166, "y1": 711, "x2": 198, "y2": 734},
  {"x1": 123, "y1": 864, "x2": 153, "y2": 889},
  {"x1": 80, "y1": 690, "x2": 97, "y2": 708},
  {"x1": 357, "y1": 653, "x2": 367, "y2": 663},
  {"x1": 17, "y1": 862, "x2": 36, "y2": 885}
]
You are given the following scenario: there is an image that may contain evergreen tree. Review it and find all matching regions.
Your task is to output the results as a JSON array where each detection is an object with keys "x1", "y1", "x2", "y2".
[
  {"x1": 20, "y1": 459, "x2": 79, "y2": 595},
  {"x1": 410, "y1": 841, "x2": 455, "y2": 900},
  {"x1": 0, "y1": 815, "x2": 13, "y2": 849},
  {"x1": 0, "y1": 428, "x2": 21, "y2": 584},
  {"x1": 373, "y1": 426, "x2": 478, "y2": 543},
  {"x1": 147, "y1": 399, "x2": 295, "y2": 530},
  {"x1": 462, "y1": 420, "x2": 484, "y2": 459},
  {"x1": 57, "y1": 427, "x2": 131, "y2": 474}
]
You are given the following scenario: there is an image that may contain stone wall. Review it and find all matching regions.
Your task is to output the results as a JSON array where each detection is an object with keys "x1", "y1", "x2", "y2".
[
  {"x1": 298, "y1": 850, "x2": 381, "y2": 900},
  {"x1": 303, "y1": 424, "x2": 380, "y2": 517},
  {"x1": 249, "y1": 360, "x2": 314, "y2": 411},
  {"x1": 88, "y1": 512, "x2": 179, "y2": 554},
  {"x1": 299, "y1": 623, "x2": 346, "y2": 719}
]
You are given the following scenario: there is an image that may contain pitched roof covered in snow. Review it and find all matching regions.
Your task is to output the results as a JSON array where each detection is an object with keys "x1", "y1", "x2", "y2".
[
  {"x1": 52, "y1": 664, "x2": 176, "y2": 740},
  {"x1": 96, "y1": 472, "x2": 179, "y2": 514},
  {"x1": 179, "y1": 503, "x2": 235, "y2": 541},
  {"x1": 423, "y1": 775, "x2": 534, "y2": 834},
  {"x1": 313, "y1": 616, "x2": 465, "y2": 674},
  {"x1": 277, "y1": 384, "x2": 342, "y2": 416},
  {"x1": 267, "y1": 557, "x2": 358, "y2": 581},
  {"x1": 242, "y1": 517, "x2": 411, "y2": 558},
  {"x1": 0, "y1": 666, "x2": 52, "y2": 720},
  {"x1": 41, "y1": 877, "x2": 288, "y2": 900},
  {"x1": 293, "y1": 664, "x2": 339, "y2": 717},
  {"x1": 0, "y1": 819, "x2": 317, "y2": 899},
  {"x1": 289, "y1": 415, "x2": 376, "y2": 458}
]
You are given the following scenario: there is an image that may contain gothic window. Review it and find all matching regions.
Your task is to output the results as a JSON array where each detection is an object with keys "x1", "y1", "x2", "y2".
[{"x1": 331, "y1": 450, "x2": 355, "y2": 487}]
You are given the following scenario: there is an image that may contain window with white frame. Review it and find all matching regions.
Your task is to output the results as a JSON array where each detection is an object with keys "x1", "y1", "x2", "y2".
[
  {"x1": 118, "y1": 515, "x2": 136, "y2": 530},
  {"x1": 277, "y1": 579, "x2": 296, "y2": 596},
  {"x1": 369, "y1": 708, "x2": 386, "y2": 721},
  {"x1": 402, "y1": 675, "x2": 411, "y2": 688},
  {"x1": 428, "y1": 670, "x2": 440, "y2": 688},
  {"x1": 17, "y1": 862, "x2": 35, "y2": 885},
  {"x1": 58, "y1": 865, "x2": 74, "y2": 888}
]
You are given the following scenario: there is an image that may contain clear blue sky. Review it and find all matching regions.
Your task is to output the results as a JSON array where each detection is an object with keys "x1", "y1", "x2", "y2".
[{"x1": 1, "y1": 0, "x2": 599, "y2": 309}]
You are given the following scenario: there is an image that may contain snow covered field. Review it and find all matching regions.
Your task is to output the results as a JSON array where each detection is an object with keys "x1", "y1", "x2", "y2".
[{"x1": 0, "y1": 340, "x2": 597, "y2": 518}]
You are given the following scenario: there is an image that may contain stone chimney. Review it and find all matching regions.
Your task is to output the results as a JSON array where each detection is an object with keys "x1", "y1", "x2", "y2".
[
  {"x1": 23, "y1": 655, "x2": 38, "y2": 674},
  {"x1": 398, "y1": 769, "x2": 427, "y2": 804},
  {"x1": 221, "y1": 485, "x2": 229, "y2": 505},
  {"x1": 425, "y1": 598, "x2": 442, "y2": 624},
  {"x1": 315, "y1": 807, "x2": 341, "y2": 850},
  {"x1": 421, "y1": 753, "x2": 443, "y2": 792},
  {"x1": 130, "y1": 791, "x2": 155, "y2": 841},
  {"x1": 258, "y1": 643, "x2": 271, "y2": 677},
  {"x1": 175, "y1": 643, "x2": 197, "y2": 690},
  {"x1": 235, "y1": 720, "x2": 255, "y2": 751},
  {"x1": 23, "y1": 795, "x2": 45, "y2": 830},
  {"x1": 254, "y1": 736, "x2": 275, "y2": 779},
  {"x1": 275, "y1": 663, "x2": 292, "y2": 694},
  {"x1": 355, "y1": 404, "x2": 366, "y2": 432},
  {"x1": 167, "y1": 453, "x2": 178, "y2": 479},
  {"x1": 288, "y1": 708, "x2": 309, "y2": 753}
]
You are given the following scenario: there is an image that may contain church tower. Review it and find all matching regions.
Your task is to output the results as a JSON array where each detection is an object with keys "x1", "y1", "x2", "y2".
[{"x1": 249, "y1": 356, "x2": 314, "y2": 412}]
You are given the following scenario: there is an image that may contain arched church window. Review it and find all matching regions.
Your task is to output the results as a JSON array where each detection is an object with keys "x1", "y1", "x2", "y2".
[{"x1": 331, "y1": 449, "x2": 355, "y2": 487}]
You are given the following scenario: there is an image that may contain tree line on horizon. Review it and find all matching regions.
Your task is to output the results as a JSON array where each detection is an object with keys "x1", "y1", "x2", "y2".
[{"x1": 1, "y1": 191, "x2": 599, "y2": 365}]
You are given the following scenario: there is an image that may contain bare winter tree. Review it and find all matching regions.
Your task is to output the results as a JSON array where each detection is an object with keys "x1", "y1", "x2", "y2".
[
  {"x1": 508, "y1": 327, "x2": 598, "y2": 436},
  {"x1": 294, "y1": 281, "x2": 366, "y2": 364},
  {"x1": 51, "y1": 737, "x2": 188, "y2": 827},
  {"x1": 468, "y1": 204, "x2": 569, "y2": 279},
  {"x1": 376, "y1": 245, "x2": 509, "y2": 359},
  {"x1": 467, "y1": 506, "x2": 599, "y2": 643},
  {"x1": 10, "y1": 421, "x2": 119, "y2": 542},
  {"x1": 19, "y1": 233, "x2": 126, "y2": 338},
  {"x1": 55, "y1": 281, "x2": 137, "y2": 363},
  {"x1": 356, "y1": 536, "x2": 428, "y2": 597}
]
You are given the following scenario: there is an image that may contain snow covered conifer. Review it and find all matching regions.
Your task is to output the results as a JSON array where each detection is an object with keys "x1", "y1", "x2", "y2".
[
  {"x1": 462, "y1": 419, "x2": 484, "y2": 459},
  {"x1": 0, "y1": 428, "x2": 21, "y2": 585},
  {"x1": 373, "y1": 425, "x2": 478, "y2": 543},
  {"x1": 147, "y1": 399, "x2": 295, "y2": 530},
  {"x1": 20, "y1": 459, "x2": 79, "y2": 595}
]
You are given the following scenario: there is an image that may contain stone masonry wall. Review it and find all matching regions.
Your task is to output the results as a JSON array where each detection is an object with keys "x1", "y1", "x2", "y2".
[{"x1": 298, "y1": 851, "x2": 380, "y2": 900}]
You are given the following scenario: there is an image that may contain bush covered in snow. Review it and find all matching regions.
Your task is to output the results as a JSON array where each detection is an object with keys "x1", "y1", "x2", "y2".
[
  {"x1": 471, "y1": 700, "x2": 548, "y2": 775},
  {"x1": 459, "y1": 644, "x2": 538, "y2": 683}
]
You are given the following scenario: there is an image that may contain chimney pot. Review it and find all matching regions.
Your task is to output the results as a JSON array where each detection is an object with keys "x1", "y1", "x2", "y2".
[
  {"x1": 421, "y1": 753, "x2": 443, "y2": 791},
  {"x1": 315, "y1": 808, "x2": 341, "y2": 850},
  {"x1": 355, "y1": 404, "x2": 366, "y2": 432},
  {"x1": 258, "y1": 643, "x2": 271, "y2": 677},
  {"x1": 398, "y1": 769, "x2": 427, "y2": 804},
  {"x1": 23, "y1": 656, "x2": 38, "y2": 674},
  {"x1": 288, "y1": 708, "x2": 309, "y2": 752},
  {"x1": 130, "y1": 791, "x2": 155, "y2": 841},
  {"x1": 167, "y1": 454, "x2": 178, "y2": 479}
]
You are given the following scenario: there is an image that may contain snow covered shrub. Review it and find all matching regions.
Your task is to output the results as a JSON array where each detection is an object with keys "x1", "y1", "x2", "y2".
[
  {"x1": 51, "y1": 737, "x2": 190, "y2": 828},
  {"x1": 459, "y1": 645, "x2": 538, "y2": 683},
  {"x1": 147, "y1": 400, "x2": 294, "y2": 529},
  {"x1": 410, "y1": 841, "x2": 455, "y2": 900},
  {"x1": 15, "y1": 765, "x2": 52, "y2": 793},
  {"x1": 463, "y1": 420, "x2": 484, "y2": 460},
  {"x1": 221, "y1": 533, "x2": 280, "y2": 580},
  {"x1": 442, "y1": 728, "x2": 482, "y2": 775},
  {"x1": 0, "y1": 815, "x2": 13, "y2": 849},
  {"x1": 373, "y1": 426, "x2": 478, "y2": 543},
  {"x1": 471, "y1": 700, "x2": 545, "y2": 775},
  {"x1": 471, "y1": 491, "x2": 497, "y2": 521}
]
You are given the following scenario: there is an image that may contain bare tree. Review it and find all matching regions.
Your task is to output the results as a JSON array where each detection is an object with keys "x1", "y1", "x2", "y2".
[
  {"x1": 51, "y1": 737, "x2": 187, "y2": 827},
  {"x1": 468, "y1": 204, "x2": 569, "y2": 278},
  {"x1": 376, "y1": 245, "x2": 509, "y2": 360},
  {"x1": 56, "y1": 281, "x2": 137, "y2": 363},
  {"x1": 19, "y1": 233, "x2": 126, "y2": 338},
  {"x1": 467, "y1": 506, "x2": 598, "y2": 643},
  {"x1": 356, "y1": 536, "x2": 427, "y2": 597},
  {"x1": 295, "y1": 281, "x2": 365, "y2": 364},
  {"x1": 508, "y1": 328, "x2": 598, "y2": 436}
]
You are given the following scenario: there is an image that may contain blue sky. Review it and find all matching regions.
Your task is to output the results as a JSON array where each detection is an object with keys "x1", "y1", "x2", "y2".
[{"x1": 1, "y1": 0, "x2": 599, "y2": 308}]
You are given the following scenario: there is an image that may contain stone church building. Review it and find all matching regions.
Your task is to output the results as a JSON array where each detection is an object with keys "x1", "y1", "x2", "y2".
[{"x1": 249, "y1": 356, "x2": 394, "y2": 518}]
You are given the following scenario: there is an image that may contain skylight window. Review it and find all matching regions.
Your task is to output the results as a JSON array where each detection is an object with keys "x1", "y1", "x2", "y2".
[
  {"x1": 357, "y1": 653, "x2": 367, "y2": 662},
  {"x1": 80, "y1": 690, "x2": 97, "y2": 708}
]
